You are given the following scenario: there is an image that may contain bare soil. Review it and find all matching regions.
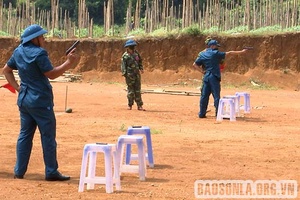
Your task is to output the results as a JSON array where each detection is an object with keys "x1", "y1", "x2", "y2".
[{"x1": 0, "y1": 35, "x2": 300, "y2": 200}]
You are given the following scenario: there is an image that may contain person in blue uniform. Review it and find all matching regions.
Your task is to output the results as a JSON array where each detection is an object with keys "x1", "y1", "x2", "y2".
[
  {"x1": 2, "y1": 24, "x2": 79, "y2": 181},
  {"x1": 193, "y1": 40, "x2": 248, "y2": 118}
]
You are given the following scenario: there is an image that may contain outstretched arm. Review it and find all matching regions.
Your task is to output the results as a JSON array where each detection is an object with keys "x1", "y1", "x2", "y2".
[{"x1": 225, "y1": 49, "x2": 248, "y2": 55}]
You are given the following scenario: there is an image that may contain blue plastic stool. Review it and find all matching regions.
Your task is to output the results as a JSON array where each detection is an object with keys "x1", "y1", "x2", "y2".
[
  {"x1": 78, "y1": 143, "x2": 121, "y2": 193},
  {"x1": 235, "y1": 92, "x2": 251, "y2": 113},
  {"x1": 125, "y1": 126, "x2": 154, "y2": 168},
  {"x1": 223, "y1": 95, "x2": 240, "y2": 117},
  {"x1": 216, "y1": 98, "x2": 236, "y2": 122},
  {"x1": 117, "y1": 135, "x2": 146, "y2": 181}
]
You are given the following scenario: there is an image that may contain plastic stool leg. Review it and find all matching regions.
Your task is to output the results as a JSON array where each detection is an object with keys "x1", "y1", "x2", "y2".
[
  {"x1": 216, "y1": 100, "x2": 224, "y2": 121},
  {"x1": 245, "y1": 93, "x2": 251, "y2": 113},
  {"x1": 125, "y1": 143, "x2": 132, "y2": 165},
  {"x1": 78, "y1": 148, "x2": 89, "y2": 192},
  {"x1": 119, "y1": 142, "x2": 125, "y2": 167},
  {"x1": 104, "y1": 149, "x2": 113, "y2": 193},
  {"x1": 87, "y1": 152, "x2": 97, "y2": 189},
  {"x1": 145, "y1": 130, "x2": 154, "y2": 167},
  {"x1": 113, "y1": 150, "x2": 121, "y2": 191},
  {"x1": 229, "y1": 100, "x2": 236, "y2": 121},
  {"x1": 137, "y1": 140, "x2": 146, "y2": 181}
]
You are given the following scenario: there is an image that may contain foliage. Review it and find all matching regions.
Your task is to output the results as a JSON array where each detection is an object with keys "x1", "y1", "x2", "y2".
[
  {"x1": 150, "y1": 27, "x2": 172, "y2": 37},
  {"x1": 249, "y1": 25, "x2": 282, "y2": 35},
  {"x1": 224, "y1": 26, "x2": 248, "y2": 34},
  {"x1": 202, "y1": 26, "x2": 219, "y2": 35},
  {"x1": 2, "y1": 0, "x2": 300, "y2": 38},
  {"x1": 3, "y1": 0, "x2": 17, "y2": 7},
  {"x1": 92, "y1": 25, "x2": 105, "y2": 38},
  {"x1": 284, "y1": 26, "x2": 300, "y2": 32},
  {"x1": 0, "y1": 30, "x2": 11, "y2": 36},
  {"x1": 105, "y1": 24, "x2": 126, "y2": 37},
  {"x1": 127, "y1": 28, "x2": 146, "y2": 37},
  {"x1": 34, "y1": 0, "x2": 51, "y2": 10},
  {"x1": 46, "y1": 28, "x2": 65, "y2": 38},
  {"x1": 182, "y1": 25, "x2": 202, "y2": 36},
  {"x1": 75, "y1": 28, "x2": 89, "y2": 38}
]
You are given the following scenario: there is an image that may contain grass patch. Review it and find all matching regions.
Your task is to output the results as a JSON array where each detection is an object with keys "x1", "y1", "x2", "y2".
[
  {"x1": 222, "y1": 81, "x2": 278, "y2": 90},
  {"x1": 151, "y1": 129, "x2": 163, "y2": 134},
  {"x1": 119, "y1": 124, "x2": 127, "y2": 132},
  {"x1": 182, "y1": 25, "x2": 202, "y2": 36},
  {"x1": 249, "y1": 83, "x2": 278, "y2": 90},
  {"x1": 106, "y1": 81, "x2": 123, "y2": 86}
]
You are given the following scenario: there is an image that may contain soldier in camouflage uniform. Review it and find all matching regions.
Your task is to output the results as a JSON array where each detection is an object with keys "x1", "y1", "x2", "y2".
[{"x1": 121, "y1": 39, "x2": 145, "y2": 111}]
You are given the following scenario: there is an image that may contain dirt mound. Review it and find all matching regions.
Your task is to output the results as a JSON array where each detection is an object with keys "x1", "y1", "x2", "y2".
[
  {"x1": 0, "y1": 34, "x2": 300, "y2": 90},
  {"x1": 0, "y1": 35, "x2": 299, "y2": 199}
]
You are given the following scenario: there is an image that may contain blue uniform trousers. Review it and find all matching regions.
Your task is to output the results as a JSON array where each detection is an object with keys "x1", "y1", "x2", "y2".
[
  {"x1": 199, "y1": 73, "x2": 221, "y2": 117},
  {"x1": 15, "y1": 106, "x2": 58, "y2": 177}
]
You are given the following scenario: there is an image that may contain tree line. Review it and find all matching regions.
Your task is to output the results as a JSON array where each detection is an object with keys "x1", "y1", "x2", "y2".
[
  {"x1": 1, "y1": 0, "x2": 299, "y2": 38},
  {"x1": 2, "y1": 0, "x2": 190, "y2": 25}
]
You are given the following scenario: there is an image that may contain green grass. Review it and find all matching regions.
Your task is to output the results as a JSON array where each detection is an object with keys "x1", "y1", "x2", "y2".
[
  {"x1": 0, "y1": 30, "x2": 11, "y2": 36},
  {"x1": 5, "y1": 23, "x2": 300, "y2": 39},
  {"x1": 119, "y1": 124, "x2": 162, "y2": 134},
  {"x1": 151, "y1": 129, "x2": 163, "y2": 135},
  {"x1": 181, "y1": 25, "x2": 202, "y2": 36},
  {"x1": 222, "y1": 80, "x2": 279, "y2": 90},
  {"x1": 119, "y1": 124, "x2": 127, "y2": 132}
]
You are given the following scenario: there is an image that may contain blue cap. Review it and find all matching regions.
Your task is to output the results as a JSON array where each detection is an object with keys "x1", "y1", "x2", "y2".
[
  {"x1": 21, "y1": 24, "x2": 48, "y2": 44},
  {"x1": 124, "y1": 39, "x2": 137, "y2": 48},
  {"x1": 208, "y1": 40, "x2": 221, "y2": 47}
]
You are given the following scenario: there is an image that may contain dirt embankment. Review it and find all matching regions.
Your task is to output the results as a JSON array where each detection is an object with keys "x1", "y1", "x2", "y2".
[{"x1": 0, "y1": 34, "x2": 300, "y2": 90}]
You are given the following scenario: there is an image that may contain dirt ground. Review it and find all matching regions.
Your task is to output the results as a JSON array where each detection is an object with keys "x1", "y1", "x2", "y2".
[
  {"x1": 0, "y1": 34, "x2": 300, "y2": 199},
  {"x1": 0, "y1": 71, "x2": 299, "y2": 199}
]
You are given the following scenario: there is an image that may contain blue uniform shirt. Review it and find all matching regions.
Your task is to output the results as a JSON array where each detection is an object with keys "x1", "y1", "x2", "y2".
[
  {"x1": 195, "y1": 48, "x2": 226, "y2": 81},
  {"x1": 7, "y1": 43, "x2": 54, "y2": 108}
]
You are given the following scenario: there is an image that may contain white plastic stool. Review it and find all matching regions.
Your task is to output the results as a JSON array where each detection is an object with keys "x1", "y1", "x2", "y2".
[
  {"x1": 126, "y1": 126, "x2": 154, "y2": 168},
  {"x1": 78, "y1": 143, "x2": 121, "y2": 193},
  {"x1": 235, "y1": 92, "x2": 251, "y2": 113},
  {"x1": 117, "y1": 135, "x2": 146, "y2": 181},
  {"x1": 216, "y1": 98, "x2": 236, "y2": 121},
  {"x1": 223, "y1": 95, "x2": 240, "y2": 116}
]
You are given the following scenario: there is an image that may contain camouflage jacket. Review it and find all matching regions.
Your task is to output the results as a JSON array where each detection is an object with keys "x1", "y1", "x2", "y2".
[{"x1": 121, "y1": 50, "x2": 143, "y2": 76}]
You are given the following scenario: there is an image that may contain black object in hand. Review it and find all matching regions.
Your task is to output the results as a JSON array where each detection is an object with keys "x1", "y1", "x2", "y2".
[
  {"x1": 243, "y1": 46, "x2": 254, "y2": 50},
  {"x1": 65, "y1": 40, "x2": 80, "y2": 55}
]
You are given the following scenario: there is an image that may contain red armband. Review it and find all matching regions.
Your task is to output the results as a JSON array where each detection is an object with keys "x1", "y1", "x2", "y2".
[{"x1": 220, "y1": 63, "x2": 225, "y2": 72}]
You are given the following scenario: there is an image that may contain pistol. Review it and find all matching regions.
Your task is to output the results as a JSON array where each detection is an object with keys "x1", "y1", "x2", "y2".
[
  {"x1": 65, "y1": 40, "x2": 80, "y2": 55},
  {"x1": 243, "y1": 46, "x2": 254, "y2": 50}
]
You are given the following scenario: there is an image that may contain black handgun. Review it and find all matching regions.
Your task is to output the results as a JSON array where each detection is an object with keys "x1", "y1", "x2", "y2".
[
  {"x1": 65, "y1": 40, "x2": 80, "y2": 55},
  {"x1": 243, "y1": 46, "x2": 254, "y2": 50}
]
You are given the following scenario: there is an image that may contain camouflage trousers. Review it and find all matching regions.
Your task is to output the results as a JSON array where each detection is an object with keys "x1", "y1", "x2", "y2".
[{"x1": 125, "y1": 76, "x2": 143, "y2": 107}]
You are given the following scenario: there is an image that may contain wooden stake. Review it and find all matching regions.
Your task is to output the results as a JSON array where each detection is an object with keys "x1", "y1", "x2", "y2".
[{"x1": 65, "y1": 85, "x2": 68, "y2": 111}]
